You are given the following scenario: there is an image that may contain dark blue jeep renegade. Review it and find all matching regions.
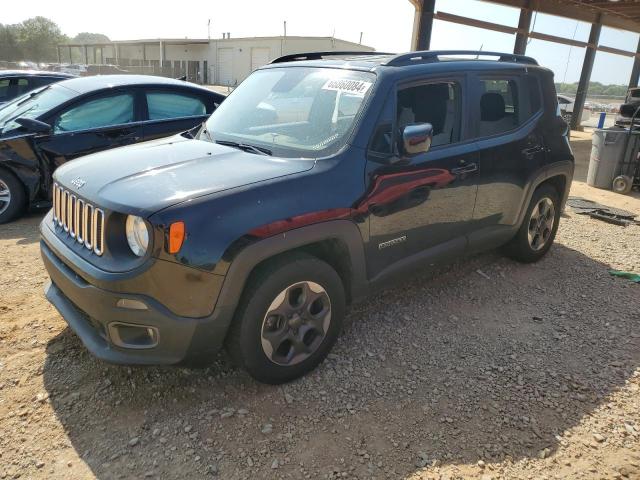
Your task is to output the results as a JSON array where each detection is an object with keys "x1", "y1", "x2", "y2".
[{"x1": 40, "y1": 51, "x2": 574, "y2": 383}]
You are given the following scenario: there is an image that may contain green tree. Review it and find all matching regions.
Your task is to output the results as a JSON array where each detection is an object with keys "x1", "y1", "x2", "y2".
[
  {"x1": 71, "y1": 32, "x2": 110, "y2": 44},
  {"x1": 15, "y1": 16, "x2": 68, "y2": 62},
  {"x1": 0, "y1": 24, "x2": 21, "y2": 61}
]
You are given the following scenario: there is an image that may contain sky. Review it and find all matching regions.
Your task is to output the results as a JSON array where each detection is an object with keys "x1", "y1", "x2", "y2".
[{"x1": 4, "y1": 0, "x2": 639, "y2": 85}]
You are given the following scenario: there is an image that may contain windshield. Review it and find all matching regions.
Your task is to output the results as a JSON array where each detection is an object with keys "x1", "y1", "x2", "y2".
[
  {"x1": 0, "y1": 84, "x2": 77, "y2": 135},
  {"x1": 204, "y1": 67, "x2": 375, "y2": 158}
]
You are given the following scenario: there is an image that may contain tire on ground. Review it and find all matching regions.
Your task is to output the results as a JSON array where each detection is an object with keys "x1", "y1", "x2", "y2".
[
  {"x1": 503, "y1": 183, "x2": 561, "y2": 263},
  {"x1": 225, "y1": 252, "x2": 345, "y2": 384},
  {"x1": 0, "y1": 169, "x2": 26, "y2": 224}
]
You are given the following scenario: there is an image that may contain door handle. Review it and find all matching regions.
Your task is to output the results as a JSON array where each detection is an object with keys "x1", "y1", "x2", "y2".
[{"x1": 451, "y1": 163, "x2": 478, "y2": 175}]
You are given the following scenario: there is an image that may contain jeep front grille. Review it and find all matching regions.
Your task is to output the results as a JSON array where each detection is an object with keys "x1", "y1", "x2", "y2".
[{"x1": 52, "y1": 183, "x2": 105, "y2": 256}]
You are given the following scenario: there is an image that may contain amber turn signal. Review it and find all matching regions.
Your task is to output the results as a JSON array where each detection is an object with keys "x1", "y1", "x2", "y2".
[{"x1": 168, "y1": 221, "x2": 185, "y2": 254}]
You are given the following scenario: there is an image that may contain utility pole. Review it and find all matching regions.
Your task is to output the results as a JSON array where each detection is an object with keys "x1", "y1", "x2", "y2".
[{"x1": 359, "y1": 32, "x2": 363, "y2": 44}]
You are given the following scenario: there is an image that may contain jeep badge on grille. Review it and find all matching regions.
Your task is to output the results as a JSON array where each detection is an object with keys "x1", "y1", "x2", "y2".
[{"x1": 71, "y1": 178, "x2": 86, "y2": 189}]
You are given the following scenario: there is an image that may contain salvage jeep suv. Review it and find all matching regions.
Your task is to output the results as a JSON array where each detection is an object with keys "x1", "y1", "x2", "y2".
[{"x1": 40, "y1": 51, "x2": 573, "y2": 384}]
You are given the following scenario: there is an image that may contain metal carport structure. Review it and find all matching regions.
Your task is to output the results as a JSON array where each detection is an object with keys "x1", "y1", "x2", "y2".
[{"x1": 409, "y1": 0, "x2": 640, "y2": 130}]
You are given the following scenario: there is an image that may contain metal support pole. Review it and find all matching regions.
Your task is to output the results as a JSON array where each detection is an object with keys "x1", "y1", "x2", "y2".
[
  {"x1": 84, "y1": 45, "x2": 88, "y2": 65},
  {"x1": 513, "y1": 1, "x2": 532, "y2": 55},
  {"x1": 115, "y1": 43, "x2": 119, "y2": 65},
  {"x1": 410, "y1": 0, "x2": 435, "y2": 51},
  {"x1": 571, "y1": 14, "x2": 602, "y2": 131},
  {"x1": 68, "y1": 46, "x2": 72, "y2": 63},
  {"x1": 56, "y1": 46, "x2": 61, "y2": 64},
  {"x1": 629, "y1": 36, "x2": 640, "y2": 90}
]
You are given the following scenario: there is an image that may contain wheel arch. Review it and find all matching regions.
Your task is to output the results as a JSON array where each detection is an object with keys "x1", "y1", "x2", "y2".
[{"x1": 208, "y1": 220, "x2": 368, "y2": 341}]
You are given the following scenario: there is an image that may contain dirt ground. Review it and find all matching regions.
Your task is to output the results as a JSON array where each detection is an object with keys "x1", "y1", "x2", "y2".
[{"x1": 1, "y1": 134, "x2": 639, "y2": 480}]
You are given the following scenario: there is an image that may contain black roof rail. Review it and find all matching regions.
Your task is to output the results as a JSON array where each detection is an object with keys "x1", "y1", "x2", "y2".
[
  {"x1": 382, "y1": 50, "x2": 538, "y2": 67},
  {"x1": 270, "y1": 51, "x2": 396, "y2": 64}
]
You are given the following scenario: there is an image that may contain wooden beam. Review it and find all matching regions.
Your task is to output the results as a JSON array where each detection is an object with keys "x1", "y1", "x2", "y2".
[
  {"x1": 597, "y1": 44, "x2": 640, "y2": 58},
  {"x1": 571, "y1": 14, "x2": 602, "y2": 131},
  {"x1": 481, "y1": 0, "x2": 640, "y2": 33},
  {"x1": 433, "y1": 11, "x2": 520, "y2": 35},
  {"x1": 528, "y1": 31, "x2": 590, "y2": 48},
  {"x1": 514, "y1": 1, "x2": 532, "y2": 54}
]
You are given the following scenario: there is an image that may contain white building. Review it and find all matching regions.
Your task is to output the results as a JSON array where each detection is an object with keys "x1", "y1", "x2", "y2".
[{"x1": 58, "y1": 36, "x2": 375, "y2": 85}]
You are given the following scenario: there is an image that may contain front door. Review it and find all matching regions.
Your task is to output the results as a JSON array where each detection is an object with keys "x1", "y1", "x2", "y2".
[
  {"x1": 364, "y1": 77, "x2": 480, "y2": 279},
  {"x1": 35, "y1": 90, "x2": 143, "y2": 170}
]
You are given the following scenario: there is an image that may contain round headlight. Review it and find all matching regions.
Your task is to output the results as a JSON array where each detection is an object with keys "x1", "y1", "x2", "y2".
[{"x1": 125, "y1": 215, "x2": 149, "y2": 257}]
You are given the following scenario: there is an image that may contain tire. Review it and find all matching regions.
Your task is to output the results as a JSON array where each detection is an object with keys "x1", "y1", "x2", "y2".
[
  {"x1": 503, "y1": 184, "x2": 561, "y2": 263},
  {"x1": 225, "y1": 252, "x2": 345, "y2": 384},
  {"x1": 612, "y1": 175, "x2": 633, "y2": 195},
  {"x1": 0, "y1": 169, "x2": 26, "y2": 224}
]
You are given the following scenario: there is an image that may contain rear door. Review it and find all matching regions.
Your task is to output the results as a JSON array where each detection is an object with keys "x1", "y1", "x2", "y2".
[
  {"x1": 469, "y1": 72, "x2": 546, "y2": 247},
  {"x1": 34, "y1": 89, "x2": 144, "y2": 169},
  {"x1": 140, "y1": 89, "x2": 211, "y2": 141}
]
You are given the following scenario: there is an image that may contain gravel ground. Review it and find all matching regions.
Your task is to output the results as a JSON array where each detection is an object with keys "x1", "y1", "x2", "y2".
[{"x1": 1, "y1": 134, "x2": 639, "y2": 480}]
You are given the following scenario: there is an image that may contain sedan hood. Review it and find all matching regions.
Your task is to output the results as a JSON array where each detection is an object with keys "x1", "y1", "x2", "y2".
[{"x1": 54, "y1": 135, "x2": 315, "y2": 215}]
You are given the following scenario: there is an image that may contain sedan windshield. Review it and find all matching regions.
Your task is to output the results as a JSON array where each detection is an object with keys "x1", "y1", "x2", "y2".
[
  {"x1": 204, "y1": 67, "x2": 375, "y2": 158},
  {"x1": 0, "y1": 84, "x2": 77, "y2": 135}
]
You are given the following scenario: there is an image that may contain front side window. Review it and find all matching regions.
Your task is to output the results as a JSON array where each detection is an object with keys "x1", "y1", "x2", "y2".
[
  {"x1": 0, "y1": 84, "x2": 77, "y2": 135},
  {"x1": 54, "y1": 93, "x2": 135, "y2": 133},
  {"x1": 396, "y1": 81, "x2": 461, "y2": 148},
  {"x1": 204, "y1": 67, "x2": 376, "y2": 158},
  {"x1": 478, "y1": 79, "x2": 518, "y2": 136},
  {"x1": 146, "y1": 92, "x2": 206, "y2": 120}
]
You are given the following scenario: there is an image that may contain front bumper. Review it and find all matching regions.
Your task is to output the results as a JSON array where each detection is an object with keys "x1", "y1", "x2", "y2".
[{"x1": 40, "y1": 229, "x2": 231, "y2": 366}]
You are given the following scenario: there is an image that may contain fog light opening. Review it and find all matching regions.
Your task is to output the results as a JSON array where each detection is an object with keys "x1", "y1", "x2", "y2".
[{"x1": 108, "y1": 322, "x2": 159, "y2": 349}]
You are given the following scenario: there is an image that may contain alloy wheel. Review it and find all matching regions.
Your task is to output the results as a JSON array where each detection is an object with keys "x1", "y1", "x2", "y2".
[
  {"x1": 527, "y1": 197, "x2": 555, "y2": 251},
  {"x1": 0, "y1": 179, "x2": 11, "y2": 215},
  {"x1": 260, "y1": 281, "x2": 332, "y2": 366}
]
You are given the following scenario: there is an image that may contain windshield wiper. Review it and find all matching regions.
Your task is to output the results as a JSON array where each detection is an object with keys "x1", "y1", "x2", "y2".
[{"x1": 215, "y1": 140, "x2": 272, "y2": 156}]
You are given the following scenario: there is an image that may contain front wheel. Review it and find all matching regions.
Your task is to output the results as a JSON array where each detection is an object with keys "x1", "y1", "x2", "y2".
[
  {"x1": 226, "y1": 253, "x2": 345, "y2": 384},
  {"x1": 503, "y1": 184, "x2": 561, "y2": 263},
  {"x1": 0, "y1": 169, "x2": 26, "y2": 224}
]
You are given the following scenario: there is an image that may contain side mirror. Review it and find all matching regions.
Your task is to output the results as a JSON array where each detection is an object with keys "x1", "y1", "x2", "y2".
[
  {"x1": 15, "y1": 117, "x2": 51, "y2": 134},
  {"x1": 401, "y1": 123, "x2": 433, "y2": 156}
]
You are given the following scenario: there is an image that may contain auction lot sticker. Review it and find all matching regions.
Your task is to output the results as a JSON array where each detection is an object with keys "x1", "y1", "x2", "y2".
[{"x1": 321, "y1": 78, "x2": 372, "y2": 96}]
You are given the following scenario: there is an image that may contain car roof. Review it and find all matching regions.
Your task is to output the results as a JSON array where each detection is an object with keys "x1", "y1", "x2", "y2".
[
  {"x1": 261, "y1": 51, "x2": 551, "y2": 77},
  {"x1": 56, "y1": 74, "x2": 213, "y2": 94},
  {"x1": 0, "y1": 70, "x2": 75, "y2": 78}
]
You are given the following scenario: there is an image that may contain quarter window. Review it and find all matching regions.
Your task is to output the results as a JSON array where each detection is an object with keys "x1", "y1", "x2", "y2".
[
  {"x1": 146, "y1": 92, "x2": 206, "y2": 120},
  {"x1": 397, "y1": 82, "x2": 461, "y2": 148},
  {"x1": 478, "y1": 79, "x2": 518, "y2": 136},
  {"x1": 53, "y1": 93, "x2": 135, "y2": 133}
]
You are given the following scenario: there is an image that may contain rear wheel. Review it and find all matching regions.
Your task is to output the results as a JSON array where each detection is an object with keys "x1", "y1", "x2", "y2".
[
  {"x1": 0, "y1": 169, "x2": 26, "y2": 224},
  {"x1": 612, "y1": 175, "x2": 633, "y2": 195},
  {"x1": 226, "y1": 253, "x2": 345, "y2": 384},
  {"x1": 503, "y1": 184, "x2": 560, "y2": 263}
]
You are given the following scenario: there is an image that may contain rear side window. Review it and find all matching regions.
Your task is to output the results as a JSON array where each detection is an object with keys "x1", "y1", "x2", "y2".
[
  {"x1": 478, "y1": 79, "x2": 518, "y2": 136},
  {"x1": 146, "y1": 92, "x2": 206, "y2": 120},
  {"x1": 16, "y1": 78, "x2": 31, "y2": 96},
  {"x1": 54, "y1": 93, "x2": 135, "y2": 133},
  {"x1": 525, "y1": 76, "x2": 542, "y2": 115}
]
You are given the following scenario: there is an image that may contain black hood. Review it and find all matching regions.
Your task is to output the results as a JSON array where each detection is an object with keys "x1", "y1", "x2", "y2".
[{"x1": 53, "y1": 135, "x2": 315, "y2": 216}]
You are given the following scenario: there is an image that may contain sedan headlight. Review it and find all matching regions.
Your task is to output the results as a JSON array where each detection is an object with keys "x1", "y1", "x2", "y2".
[{"x1": 125, "y1": 215, "x2": 150, "y2": 257}]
